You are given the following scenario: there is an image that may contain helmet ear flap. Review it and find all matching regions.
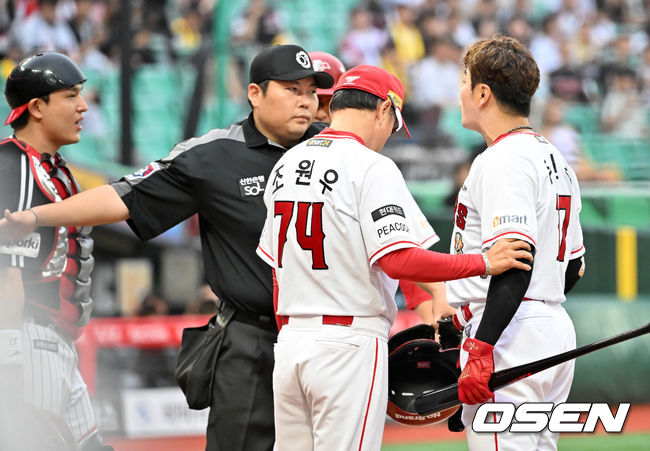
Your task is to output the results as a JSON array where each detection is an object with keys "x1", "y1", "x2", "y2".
[{"x1": 387, "y1": 325, "x2": 461, "y2": 426}]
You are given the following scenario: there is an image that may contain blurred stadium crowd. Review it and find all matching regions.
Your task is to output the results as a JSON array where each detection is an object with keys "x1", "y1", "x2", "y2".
[{"x1": 0, "y1": 0, "x2": 648, "y2": 183}]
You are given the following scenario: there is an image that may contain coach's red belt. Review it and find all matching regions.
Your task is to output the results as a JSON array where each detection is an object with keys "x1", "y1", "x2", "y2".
[{"x1": 281, "y1": 315, "x2": 354, "y2": 327}]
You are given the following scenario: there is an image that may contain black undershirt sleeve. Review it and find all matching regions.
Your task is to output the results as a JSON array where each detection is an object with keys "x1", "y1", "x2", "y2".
[
  {"x1": 474, "y1": 245, "x2": 536, "y2": 346},
  {"x1": 564, "y1": 257, "x2": 583, "y2": 294}
]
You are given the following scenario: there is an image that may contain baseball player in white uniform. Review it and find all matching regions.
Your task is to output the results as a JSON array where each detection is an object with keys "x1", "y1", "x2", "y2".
[
  {"x1": 256, "y1": 65, "x2": 533, "y2": 450},
  {"x1": 447, "y1": 35, "x2": 586, "y2": 451}
]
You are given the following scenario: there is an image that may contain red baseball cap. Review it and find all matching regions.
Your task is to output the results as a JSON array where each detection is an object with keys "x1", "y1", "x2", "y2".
[{"x1": 333, "y1": 65, "x2": 410, "y2": 138}]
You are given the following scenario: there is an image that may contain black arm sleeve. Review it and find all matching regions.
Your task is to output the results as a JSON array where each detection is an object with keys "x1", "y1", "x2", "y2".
[
  {"x1": 564, "y1": 257, "x2": 584, "y2": 294},
  {"x1": 474, "y1": 245, "x2": 536, "y2": 346}
]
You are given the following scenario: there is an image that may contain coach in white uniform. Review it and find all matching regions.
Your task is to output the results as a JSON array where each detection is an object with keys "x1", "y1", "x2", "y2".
[
  {"x1": 257, "y1": 65, "x2": 533, "y2": 451},
  {"x1": 448, "y1": 35, "x2": 586, "y2": 451}
]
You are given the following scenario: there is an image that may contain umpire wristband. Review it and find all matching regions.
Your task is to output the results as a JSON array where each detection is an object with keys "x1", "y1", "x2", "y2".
[
  {"x1": 480, "y1": 253, "x2": 490, "y2": 279},
  {"x1": 0, "y1": 330, "x2": 23, "y2": 366}
]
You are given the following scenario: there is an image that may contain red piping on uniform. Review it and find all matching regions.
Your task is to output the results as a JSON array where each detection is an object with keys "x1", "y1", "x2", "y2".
[
  {"x1": 419, "y1": 233, "x2": 438, "y2": 246},
  {"x1": 368, "y1": 240, "x2": 419, "y2": 262},
  {"x1": 488, "y1": 131, "x2": 538, "y2": 148},
  {"x1": 257, "y1": 245, "x2": 274, "y2": 262},
  {"x1": 571, "y1": 245, "x2": 584, "y2": 255},
  {"x1": 317, "y1": 127, "x2": 365, "y2": 145},
  {"x1": 482, "y1": 231, "x2": 536, "y2": 247},
  {"x1": 358, "y1": 338, "x2": 379, "y2": 451}
]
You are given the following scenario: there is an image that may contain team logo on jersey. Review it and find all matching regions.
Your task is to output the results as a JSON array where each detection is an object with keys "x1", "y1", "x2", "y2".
[
  {"x1": 454, "y1": 232, "x2": 464, "y2": 254},
  {"x1": 535, "y1": 135, "x2": 549, "y2": 144},
  {"x1": 130, "y1": 162, "x2": 162, "y2": 179},
  {"x1": 372, "y1": 204, "x2": 405, "y2": 222},
  {"x1": 238, "y1": 175, "x2": 266, "y2": 198},
  {"x1": 492, "y1": 214, "x2": 528, "y2": 228},
  {"x1": 306, "y1": 138, "x2": 333, "y2": 147},
  {"x1": 0, "y1": 232, "x2": 41, "y2": 258}
]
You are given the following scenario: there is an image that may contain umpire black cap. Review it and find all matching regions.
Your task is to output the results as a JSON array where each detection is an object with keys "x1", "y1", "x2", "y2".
[
  {"x1": 249, "y1": 44, "x2": 334, "y2": 89},
  {"x1": 4, "y1": 52, "x2": 86, "y2": 125}
]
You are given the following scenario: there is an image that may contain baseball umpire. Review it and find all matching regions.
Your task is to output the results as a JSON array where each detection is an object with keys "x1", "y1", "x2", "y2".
[
  {"x1": 0, "y1": 44, "x2": 333, "y2": 451},
  {"x1": 0, "y1": 52, "x2": 111, "y2": 450}
]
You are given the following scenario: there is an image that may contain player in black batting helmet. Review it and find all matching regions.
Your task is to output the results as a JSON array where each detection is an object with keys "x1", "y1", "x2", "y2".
[{"x1": 5, "y1": 51, "x2": 86, "y2": 126}]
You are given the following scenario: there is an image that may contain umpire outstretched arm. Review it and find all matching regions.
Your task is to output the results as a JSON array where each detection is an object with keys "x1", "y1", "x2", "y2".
[{"x1": 0, "y1": 185, "x2": 129, "y2": 243}]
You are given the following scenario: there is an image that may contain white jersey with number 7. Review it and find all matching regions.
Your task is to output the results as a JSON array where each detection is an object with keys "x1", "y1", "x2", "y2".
[{"x1": 446, "y1": 130, "x2": 585, "y2": 306}]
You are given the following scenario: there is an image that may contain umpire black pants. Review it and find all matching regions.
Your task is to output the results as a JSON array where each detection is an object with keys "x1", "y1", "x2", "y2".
[{"x1": 206, "y1": 318, "x2": 277, "y2": 451}]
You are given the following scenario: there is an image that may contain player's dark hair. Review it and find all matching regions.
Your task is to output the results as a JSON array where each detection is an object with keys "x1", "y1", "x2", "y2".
[
  {"x1": 329, "y1": 89, "x2": 383, "y2": 113},
  {"x1": 463, "y1": 34, "x2": 539, "y2": 117},
  {"x1": 247, "y1": 79, "x2": 270, "y2": 109},
  {"x1": 10, "y1": 94, "x2": 50, "y2": 130}
]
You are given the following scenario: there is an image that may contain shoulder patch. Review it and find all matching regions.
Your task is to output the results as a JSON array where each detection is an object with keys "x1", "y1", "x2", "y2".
[{"x1": 371, "y1": 204, "x2": 405, "y2": 222}]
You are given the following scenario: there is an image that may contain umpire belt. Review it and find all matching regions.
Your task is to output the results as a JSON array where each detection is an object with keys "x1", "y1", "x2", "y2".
[{"x1": 217, "y1": 299, "x2": 277, "y2": 332}]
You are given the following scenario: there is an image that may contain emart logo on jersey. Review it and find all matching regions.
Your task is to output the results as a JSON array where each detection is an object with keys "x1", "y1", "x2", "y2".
[
  {"x1": 471, "y1": 402, "x2": 630, "y2": 433},
  {"x1": 492, "y1": 214, "x2": 528, "y2": 228}
]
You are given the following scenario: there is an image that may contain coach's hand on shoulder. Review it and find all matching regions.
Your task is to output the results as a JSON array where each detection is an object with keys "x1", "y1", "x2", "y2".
[
  {"x1": 0, "y1": 209, "x2": 38, "y2": 244},
  {"x1": 458, "y1": 337, "x2": 494, "y2": 405},
  {"x1": 484, "y1": 239, "x2": 533, "y2": 276}
]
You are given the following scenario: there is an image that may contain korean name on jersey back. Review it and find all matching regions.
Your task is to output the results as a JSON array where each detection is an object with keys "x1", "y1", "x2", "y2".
[{"x1": 0, "y1": 232, "x2": 41, "y2": 258}]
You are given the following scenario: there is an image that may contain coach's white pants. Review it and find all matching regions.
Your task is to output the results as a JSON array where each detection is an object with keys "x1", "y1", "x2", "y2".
[
  {"x1": 460, "y1": 301, "x2": 576, "y2": 451},
  {"x1": 273, "y1": 316, "x2": 389, "y2": 451}
]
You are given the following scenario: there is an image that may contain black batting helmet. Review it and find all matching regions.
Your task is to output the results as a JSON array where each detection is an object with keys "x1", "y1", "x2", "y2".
[
  {"x1": 4, "y1": 52, "x2": 86, "y2": 125},
  {"x1": 387, "y1": 324, "x2": 460, "y2": 426}
]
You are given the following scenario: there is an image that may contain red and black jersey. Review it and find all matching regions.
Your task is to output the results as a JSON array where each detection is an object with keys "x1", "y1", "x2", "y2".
[{"x1": 0, "y1": 137, "x2": 93, "y2": 338}]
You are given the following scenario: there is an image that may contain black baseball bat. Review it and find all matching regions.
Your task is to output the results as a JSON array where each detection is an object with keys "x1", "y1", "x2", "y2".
[{"x1": 414, "y1": 321, "x2": 650, "y2": 416}]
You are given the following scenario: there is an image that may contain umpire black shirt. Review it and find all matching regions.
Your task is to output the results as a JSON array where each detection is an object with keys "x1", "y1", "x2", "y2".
[{"x1": 111, "y1": 113, "x2": 324, "y2": 316}]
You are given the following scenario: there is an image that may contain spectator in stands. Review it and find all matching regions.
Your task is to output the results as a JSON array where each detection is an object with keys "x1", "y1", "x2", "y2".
[
  {"x1": 390, "y1": 2, "x2": 425, "y2": 68},
  {"x1": 13, "y1": 0, "x2": 79, "y2": 55},
  {"x1": 68, "y1": 0, "x2": 112, "y2": 72},
  {"x1": 231, "y1": 0, "x2": 286, "y2": 47},
  {"x1": 410, "y1": 37, "x2": 462, "y2": 121},
  {"x1": 171, "y1": 3, "x2": 203, "y2": 54},
  {"x1": 339, "y1": 7, "x2": 389, "y2": 67},
  {"x1": 530, "y1": 13, "x2": 563, "y2": 76},
  {"x1": 505, "y1": 15, "x2": 533, "y2": 46},
  {"x1": 600, "y1": 66, "x2": 649, "y2": 139},
  {"x1": 542, "y1": 96, "x2": 621, "y2": 182},
  {"x1": 549, "y1": 40, "x2": 590, "y2": 103}
]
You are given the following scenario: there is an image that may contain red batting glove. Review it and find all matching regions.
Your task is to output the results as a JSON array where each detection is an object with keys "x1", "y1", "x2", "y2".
[{"x1": 458, "y1": 338, "x2": 495, "y2": 405}]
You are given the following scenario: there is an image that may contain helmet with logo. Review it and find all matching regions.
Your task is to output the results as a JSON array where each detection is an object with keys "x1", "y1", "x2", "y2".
[
  {"x1": 308, "y1": 51, "x2": 346, "y2": 96},
  {"x1": 387, "y1": 324, "x2": 461, "y2": 426},
  {"x1": 4, "y1": 52, "x2": 86, "y2": 125}
]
